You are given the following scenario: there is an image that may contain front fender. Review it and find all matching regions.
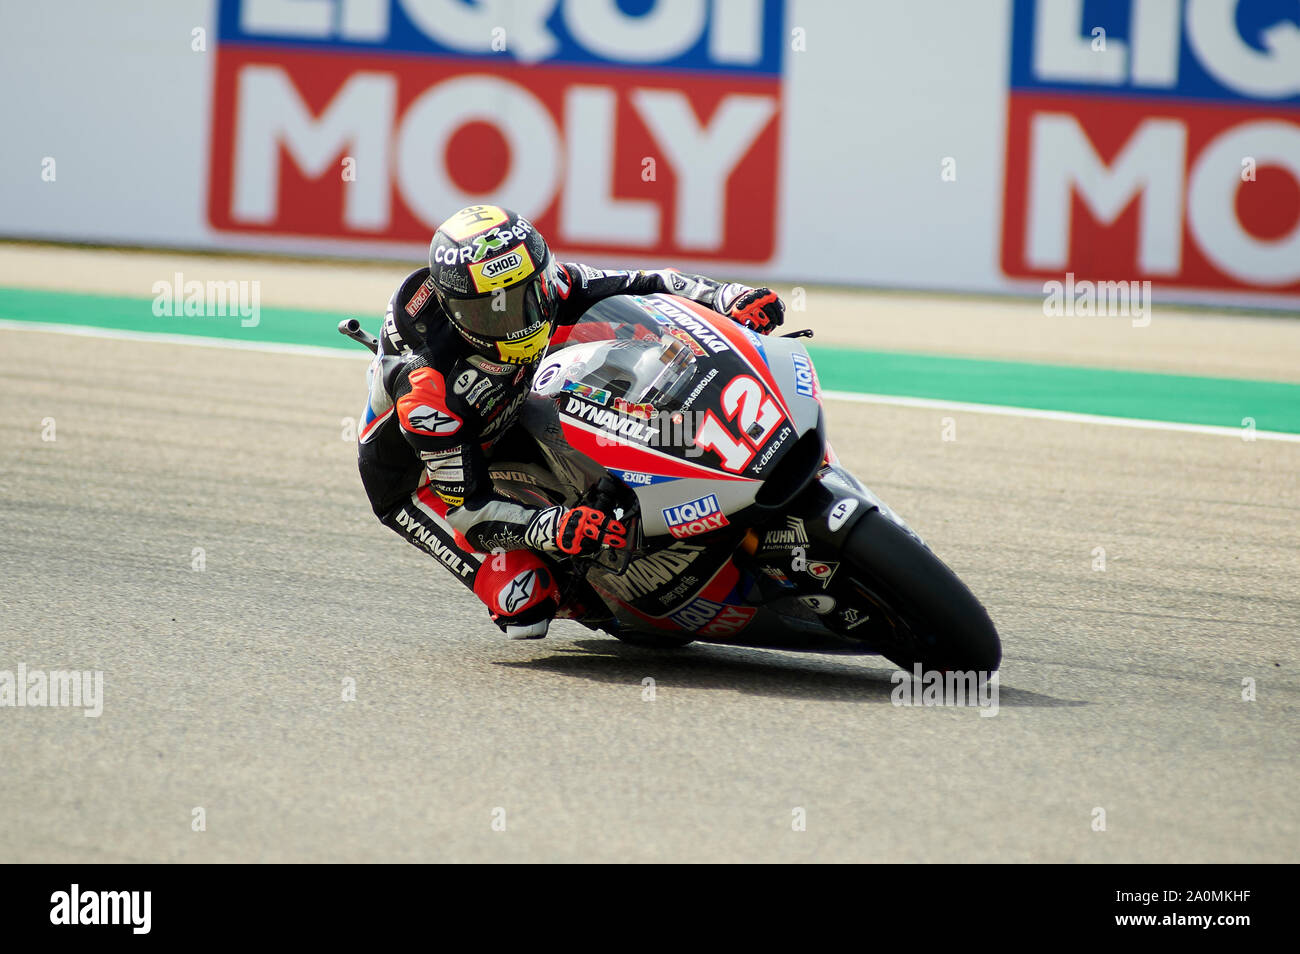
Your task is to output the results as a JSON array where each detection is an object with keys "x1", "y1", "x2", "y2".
[{"x1": 785, "y1": 465, "x2": 926, "y2": 552}]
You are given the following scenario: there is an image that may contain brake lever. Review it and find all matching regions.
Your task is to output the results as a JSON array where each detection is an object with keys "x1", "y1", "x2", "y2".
[
  {"x1": 575, "y1": 475, "x2": 640, "y2": 576},
  {"x1": 781, "y1": 328, "x2": 814, "y2": 339},
  {"x1": 583, "y1": 474, "x2": 632, "y2": 517}
]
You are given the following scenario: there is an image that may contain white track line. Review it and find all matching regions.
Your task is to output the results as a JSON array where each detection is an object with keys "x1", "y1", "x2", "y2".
[
  {"x1": 0, "y1": 318, "x2": 368, "y2": 360},
  {"x1": 822, "y1": 390, "x2": 1300, "y2": 443},
  {"x1": 4, "y1": 318, "x2": 1297, "y2": 443}
]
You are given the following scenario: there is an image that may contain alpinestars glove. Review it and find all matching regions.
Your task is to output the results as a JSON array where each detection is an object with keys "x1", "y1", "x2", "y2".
[
  {"x1": 525, "y1": 505, "x2": 629, "y2": 556},
  {"x1": 719, "y1": 285, "x2": 785, "y2": 334}
]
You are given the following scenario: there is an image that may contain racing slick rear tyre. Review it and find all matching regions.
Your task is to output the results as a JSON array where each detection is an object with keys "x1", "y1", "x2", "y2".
[{"x1": 839, "y1": 509, "x2": 1001, "y2": 673}]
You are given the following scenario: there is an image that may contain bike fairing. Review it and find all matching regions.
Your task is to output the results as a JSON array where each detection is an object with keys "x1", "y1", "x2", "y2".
[
  {"x1": 358, "y1": 256, "x2": 780, "y2": 632},
  {"x1": 352, "y1": 289, "x2": 1002, "y2": 670}
]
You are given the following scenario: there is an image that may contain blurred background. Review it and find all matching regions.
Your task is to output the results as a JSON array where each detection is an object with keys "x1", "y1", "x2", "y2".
[{"x1": 1, "y1": 0, "x2": 1297, "y2": 309}]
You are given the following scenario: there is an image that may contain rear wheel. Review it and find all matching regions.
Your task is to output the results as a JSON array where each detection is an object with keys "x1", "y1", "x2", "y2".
[{"x1": 833, "y1": 509, "x2": 1001, "y2": 672}]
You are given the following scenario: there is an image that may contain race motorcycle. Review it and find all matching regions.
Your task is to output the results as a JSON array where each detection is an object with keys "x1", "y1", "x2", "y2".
[{"x1": 342, "y1": 293, "x2": 1000, "y2": 673}]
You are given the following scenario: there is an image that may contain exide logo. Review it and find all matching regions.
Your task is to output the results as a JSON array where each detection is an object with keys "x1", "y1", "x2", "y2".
[
  {"x1": 207, "y1": 0, "x2": 785, "y2": 262},
  {"x1": 1001, "y1": 0, "x2": 1300, "y2": 297}
]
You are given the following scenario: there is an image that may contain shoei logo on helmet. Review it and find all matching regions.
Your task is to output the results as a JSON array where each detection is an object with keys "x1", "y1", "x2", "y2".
[
  {"x1": 469, "y1": 245, "x2": 533, "y2": 292},
  {"x1": 439, "y1": 205, "x2": 509, "y2": 242},
  {"x1": 495, "y1": 322, "x2": 549, "y2": 364},
  {"x1": 481, "y1": 251, "x2": 523, "y2": 278}
]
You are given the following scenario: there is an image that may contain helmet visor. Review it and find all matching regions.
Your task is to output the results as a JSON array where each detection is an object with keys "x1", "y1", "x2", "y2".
[{"x1": 445, "y1": 263, "x2": 561, "y2": 363}]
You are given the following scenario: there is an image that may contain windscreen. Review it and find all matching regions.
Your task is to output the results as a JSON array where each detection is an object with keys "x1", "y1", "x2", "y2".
[{"x1": 536, "y1": 302, "x2": 700, "y2": 410}]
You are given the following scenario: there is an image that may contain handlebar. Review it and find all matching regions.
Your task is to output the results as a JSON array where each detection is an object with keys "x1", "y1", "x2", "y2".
[{"x1": 338, "y1": 319, "x2": 379, "y2": 354}]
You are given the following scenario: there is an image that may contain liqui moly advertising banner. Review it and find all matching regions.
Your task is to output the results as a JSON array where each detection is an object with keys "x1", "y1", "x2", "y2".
[
  {"x1": 2, "y1": 0, "x2": 1297, "y2": 309},
  {"x1": 1001, "y1": 0, "x2": 1300, "y2": 296},
  {"x1": 207, "y1": 0, "x2": 785, "y2": 262}
]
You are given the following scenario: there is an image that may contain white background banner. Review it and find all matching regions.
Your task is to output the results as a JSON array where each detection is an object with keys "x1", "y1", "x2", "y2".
[{"x1": 1, "y1": 0, "x2": 1297, "y2": 309}]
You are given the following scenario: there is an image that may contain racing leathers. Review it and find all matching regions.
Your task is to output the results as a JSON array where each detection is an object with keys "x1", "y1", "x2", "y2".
[{"x1": 356, "y1": 263, "x2": 783, "y2": 636}]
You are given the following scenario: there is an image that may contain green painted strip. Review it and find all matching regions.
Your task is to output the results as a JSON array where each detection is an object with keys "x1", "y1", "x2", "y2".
[
  {"x1": 4, "y1": 285, "x2": 1299, "y2": 434},
  {"x1": 806, "y1": 347, "x2": 1300, "y2": 435},
  {"x1": 0, "y1": 286, "x2": 357, "y2": 349}
]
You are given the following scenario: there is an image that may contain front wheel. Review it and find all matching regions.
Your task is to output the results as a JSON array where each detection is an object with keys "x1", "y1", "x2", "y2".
[{"x1": 833, "y1": 509, "x2": 1001, "y2": 673}]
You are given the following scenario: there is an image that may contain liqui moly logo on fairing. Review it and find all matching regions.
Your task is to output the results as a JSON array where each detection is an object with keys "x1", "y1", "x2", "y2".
[
  {"x1": 668, "y1": 598, "x2": 754, "y2": 635},
  {"x1": 1002, "y1": 0, "x2": 1300, "y2": 300},
  {"x1": 662, "y1": 493, "x2": 729, "y2": 539},
  {"x1": 790, "y1": 351, "x2": 816, "y2": 397},
  {"x1": 208, "y1": 0, "x2": 786, "y2": 263}
]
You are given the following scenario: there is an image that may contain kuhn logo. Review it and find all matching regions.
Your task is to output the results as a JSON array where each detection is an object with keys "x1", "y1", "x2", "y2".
[
  {"x1": 763, "y1": 516, "x2": 808, "y2": 548},
  {"x1": 662, "y1": 494, "x2": 729, "y2": 539},
  {"x1": 208, "y1": 0, "x2": 785, "y2": 263},
  {"x1": 1001, "y1": 0, "x2": 1300, "y2": 299}
]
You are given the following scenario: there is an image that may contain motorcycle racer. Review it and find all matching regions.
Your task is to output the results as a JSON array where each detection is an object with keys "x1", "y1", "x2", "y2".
[{"x1": 357, "y1": 204, "x2": 785, "y2": 638}]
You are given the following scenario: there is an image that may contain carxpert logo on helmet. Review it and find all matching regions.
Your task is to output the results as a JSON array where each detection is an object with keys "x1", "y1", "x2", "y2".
[
  {"x1": 469, "y1": 246, "x2": 533, "y2": 291},
  {"x1": 432, "y1": 216, "x2": 536, "y2": 265}
]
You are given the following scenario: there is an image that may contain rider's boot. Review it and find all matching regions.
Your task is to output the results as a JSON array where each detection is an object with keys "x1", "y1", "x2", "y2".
[{"x1": 473, "y1": 551, "x2": 561, "y2": 639}]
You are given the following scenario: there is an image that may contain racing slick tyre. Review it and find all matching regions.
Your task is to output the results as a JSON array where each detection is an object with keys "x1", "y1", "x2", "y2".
[
  {"x1": 609, "y1": 628, "x2": 696, "y2": 649},
  {"x1": 838, "y1": 508, "x2": 1002, "y2": 673}
]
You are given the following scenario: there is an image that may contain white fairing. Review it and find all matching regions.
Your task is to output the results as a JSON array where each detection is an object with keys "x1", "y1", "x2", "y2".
[
  {"x1": 533, "y1": 295, "x2": 828, "y2": 540},
  {"x1": 630, "y1": 335, "x2": 825, "y2": 539}
]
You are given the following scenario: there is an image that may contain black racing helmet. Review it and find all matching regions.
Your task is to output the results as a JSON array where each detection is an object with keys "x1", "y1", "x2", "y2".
[{"x1": 427, "y1": 205, "x2": 563, "y2": 364}]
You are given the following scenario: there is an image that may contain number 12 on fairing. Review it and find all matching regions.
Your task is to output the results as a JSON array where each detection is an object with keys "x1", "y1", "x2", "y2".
[{"x1": 694, "y1": 375, "x2": 783, "y2": 472}]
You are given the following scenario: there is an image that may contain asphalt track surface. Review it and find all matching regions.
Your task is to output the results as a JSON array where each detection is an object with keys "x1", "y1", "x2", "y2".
[{"x1": 2, "y1": 316, "x2": 1297, "y2": 862}]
